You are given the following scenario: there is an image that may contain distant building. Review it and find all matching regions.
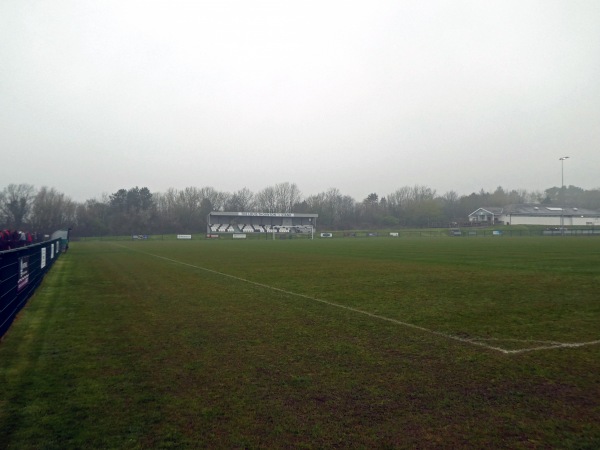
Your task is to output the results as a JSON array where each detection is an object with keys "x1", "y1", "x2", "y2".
[
  {"x1": 469, "y1": 204, "x2": 600, "y2": 226},
  {"x1": 468, "y1": 207, "x2": 504, "y2": 224}
]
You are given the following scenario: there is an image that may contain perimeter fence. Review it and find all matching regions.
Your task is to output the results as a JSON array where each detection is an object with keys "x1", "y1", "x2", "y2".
[
  {"x1": 74, "y1": 228, "x2": 600, "y2": 241},
  {"x1": 0, "y1": 239, "x2": 62, "y2": 338}
]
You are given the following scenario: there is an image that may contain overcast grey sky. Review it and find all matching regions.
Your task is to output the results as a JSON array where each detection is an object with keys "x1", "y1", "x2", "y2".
[{"x1": 1, "y1": 0, "x2": 599, "y2": 202}]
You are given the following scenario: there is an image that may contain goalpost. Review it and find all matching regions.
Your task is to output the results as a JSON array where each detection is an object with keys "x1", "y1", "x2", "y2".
[
  {"x1": 270, "y1": 225, "x2": 314, "y2": 240},
  {"x1": 290, "y1": 225, "x2": 314, "y2": 240}
]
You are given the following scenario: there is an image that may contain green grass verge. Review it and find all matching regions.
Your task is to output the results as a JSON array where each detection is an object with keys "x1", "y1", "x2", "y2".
[{"x1": 1, "y1": 237, "x2": 599, "y2": 448}]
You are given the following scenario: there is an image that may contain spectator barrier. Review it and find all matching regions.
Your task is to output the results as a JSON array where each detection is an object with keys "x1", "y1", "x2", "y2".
[{"x1": 0, "y1": 239, "x2": 62, "y2": 338}]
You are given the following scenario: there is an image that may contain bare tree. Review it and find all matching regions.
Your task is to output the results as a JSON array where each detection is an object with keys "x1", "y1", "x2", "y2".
[
  {"x1": 385, "y1": 186, "x2": 412, "y2": 215},
  {"x1": 385, "y1": 185, "x2": 440, "y2": 227},
  {"x1": 255, "y1": 183, "x2": 302, "y2": 213},
  {"x1": 0, "y1": 183, "x2": 35, "y2": 229},
  {"x1": 359, "y1": 193, "x2": 382, "y2": 226},
  {"x1": 225, "y1": 187, "x2": 256, "y2": 211},
  {"x1": 305, "y1": 188, "x2": 356, "y2": 229},
  {"x1": 175, "y1": 187, "x2": 203, "y2": 233},
  {"x1": 255, "y1": 185, "x2": 278, "y2": 212},
  {"x1": 153, "y1": 188, "x2": 180, "y2": 232},
  {"x1": 198, "y1": 187, "x2": 229, "y2": 212},
  {"x1": 30, "y1": 187, "x2": 76, "y2": 235},
  {"x1": 274, "y1": 182, "x2": 302, "y2": 212},
  {"x1": 441, "y1": 190, "x2": 460, "y2": 224},
  {"x1": 75, "y1": 198, "x2": 110, "y2": 237}
]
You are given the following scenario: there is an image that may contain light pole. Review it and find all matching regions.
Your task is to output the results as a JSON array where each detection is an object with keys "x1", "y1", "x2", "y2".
[{"x1": 559, "y1": 156, "x2": 569, "y2": 234}]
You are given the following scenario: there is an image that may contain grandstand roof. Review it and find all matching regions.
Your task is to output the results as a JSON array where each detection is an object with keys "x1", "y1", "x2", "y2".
[{"x1": 209, "y1": 211, "x2": 318, "y2": 218}]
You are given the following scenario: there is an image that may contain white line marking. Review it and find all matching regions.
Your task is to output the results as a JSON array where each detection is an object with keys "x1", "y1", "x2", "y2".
[{"x1": 120, "y1": 246, "x2": 600, "y2": 355}]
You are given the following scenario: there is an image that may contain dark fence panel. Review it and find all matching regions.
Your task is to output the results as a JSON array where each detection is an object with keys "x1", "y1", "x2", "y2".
[{"x1": 0, "y1": 239, "x2": 62, "y2": 338}]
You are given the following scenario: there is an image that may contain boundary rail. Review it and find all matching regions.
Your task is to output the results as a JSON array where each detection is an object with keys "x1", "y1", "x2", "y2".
[
  {"x1": 0, "y1": 239, "x2": 62, "y2": 338},
  {"x1": 74, "y1": 228, "x2": 600, "y2": 240}
]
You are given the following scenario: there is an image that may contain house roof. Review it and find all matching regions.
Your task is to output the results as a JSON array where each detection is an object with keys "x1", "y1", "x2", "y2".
[
  {"x1": 503, "y1": 204, "x2": 600, "y2": 217},
  {"x1": 468, "y1": 207, "x2": 504, "y2": 217},
  {"x1": 470, "y1": 204, "x2": 600, "y2": 218}
]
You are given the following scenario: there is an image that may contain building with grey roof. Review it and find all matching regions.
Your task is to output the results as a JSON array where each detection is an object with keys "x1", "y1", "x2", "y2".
[{"x1": 469, "y1": 204, "x2": 600, "y2": 226}]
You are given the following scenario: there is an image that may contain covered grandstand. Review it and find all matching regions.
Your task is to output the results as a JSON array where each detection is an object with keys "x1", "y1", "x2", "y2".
[{"x1": 207, "y1": 212, "x2": 317, "y2": 235}]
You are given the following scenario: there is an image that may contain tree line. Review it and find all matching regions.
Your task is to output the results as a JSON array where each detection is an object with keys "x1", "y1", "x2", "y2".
[{"x1": 1, "y1": 182, "x2": 599, "y2": 237}]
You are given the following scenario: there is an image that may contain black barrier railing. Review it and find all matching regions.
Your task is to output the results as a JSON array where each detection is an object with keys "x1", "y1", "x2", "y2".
[{"x1": 0, "y1": 239, "x2": 62, "y2": 338}]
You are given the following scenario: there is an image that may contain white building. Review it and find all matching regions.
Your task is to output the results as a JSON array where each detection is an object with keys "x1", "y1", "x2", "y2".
[{"x1": 469, "y1": 204, "x2": 600, "y2": 227}]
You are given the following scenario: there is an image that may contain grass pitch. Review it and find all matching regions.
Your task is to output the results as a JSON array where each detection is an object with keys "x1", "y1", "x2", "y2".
[{"x1": 1, "y1": 236, "x2": 599, "y2": 448}]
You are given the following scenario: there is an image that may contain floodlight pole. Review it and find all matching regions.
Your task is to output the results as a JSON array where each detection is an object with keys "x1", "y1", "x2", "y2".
[{"x1": 559, "y1": 156, "x2": 569, "y2": 235}]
